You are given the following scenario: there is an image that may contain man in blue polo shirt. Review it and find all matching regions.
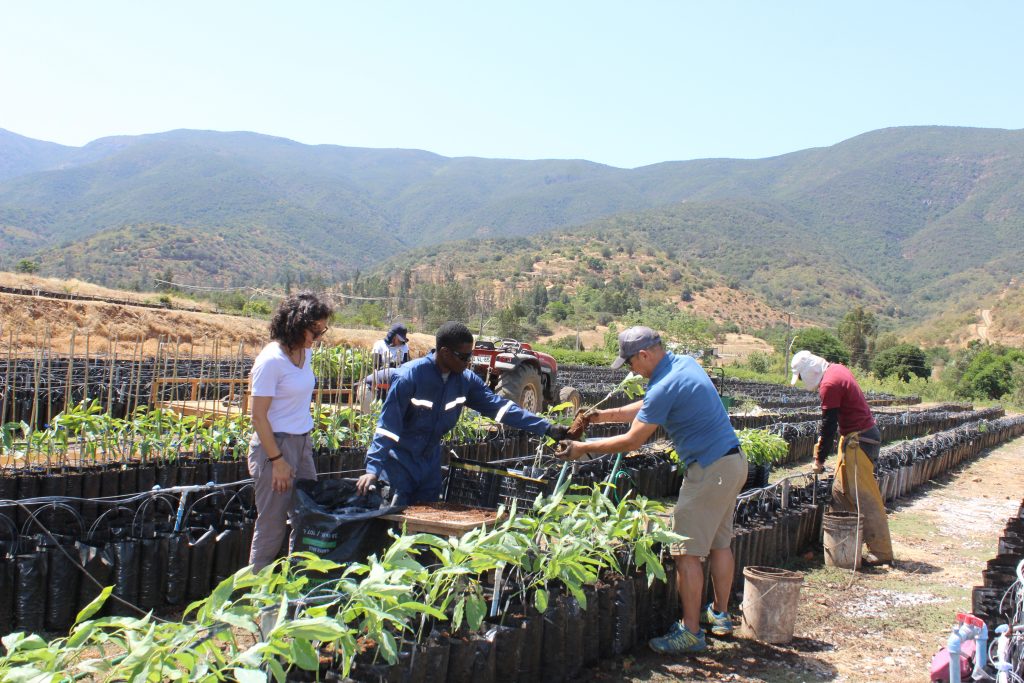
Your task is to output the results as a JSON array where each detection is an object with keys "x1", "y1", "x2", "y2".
[{"x1": 555, "y1": 326, "x2": 746, "y2": 655}]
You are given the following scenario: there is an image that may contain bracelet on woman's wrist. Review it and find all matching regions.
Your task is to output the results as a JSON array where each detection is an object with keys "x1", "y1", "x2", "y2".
[{"x1": 267, "y1": 453, "x2": 284, "y2": 463}]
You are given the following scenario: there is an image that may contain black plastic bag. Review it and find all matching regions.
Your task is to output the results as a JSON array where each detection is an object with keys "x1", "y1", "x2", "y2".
[
  {"x1": 291, "y1": 479, "x2": 398, "y2": 565},
  {"x1": 138, "y1": 536, "x2": 169, "y2": 609},
  {"x1": 581, "y1": 586, "x2": 600, "y2": 667},
  {"x1": 110, "y1": 539, "x2": 141, "y2": 616},
  {"x1": 187, "y1": 527, "x2": 217, "y2": 599},
  {"x1": 596, "y1": 583, "x2": 614, "y2": 658},
  {"x1": 15, "y1": 548, "x2": 47, "y2": 633},
  {"x1": 0, "y1": 520, "x2": 17, "y2": 630},
  {"x1": 0, "y1": 556, "x2": 14, "y2": 631},
  {"x1": 446, "y1": 631, "x2": 496, "y2": 683},
  {"x1": 402, "y1": 632, "x2": 450, "y2": 683},
  {"x1": 540, "y1": 595, "x2": 566, "y2": 683},
  {"x1": 211, "y1": 528, "x2": 240, "y2": 586},
  {"x1": 516, "y1": 606, "x2": 543, "y2": 683},
  {"x1": 562, "y1": 596, "x2": 583, "y2": 679},
  {"x1": 611, "y1": 578, "x2": 636, "y2": 655},
  {"x1": 44, "y1": 535, "x2": 81, "y2": 631},
  {"x1": 487, "y1": 621, "x2": 523, "y2": 683},
  {"x1": 77, "y1": 540, "x2": 115, "y2": 612},
  {"x1": 100, "y1": 469, "x2": 120, "y2": 498},
  {"x1": 164, "y1": 532, "x2": 191, "y2": 605}
]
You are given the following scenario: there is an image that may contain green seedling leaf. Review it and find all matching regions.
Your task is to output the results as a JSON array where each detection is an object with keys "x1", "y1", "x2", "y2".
[
  {"x1": 534, "y1": 588, "x2": 549, "y2": 613},
  {"x1": 232, "y1": 668, "x2": 268, "y2": 683}
]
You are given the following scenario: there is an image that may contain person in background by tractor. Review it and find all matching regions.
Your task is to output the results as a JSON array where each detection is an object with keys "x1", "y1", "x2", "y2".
[
  {"x1": 366, "y1": 323, "x2": 411, "y2": 401},
  {"x1": 355, "y1": 321, "x2": 572, "y2": 504},
  {"x1": 554, "y1": 326, "x2": 746, "y2": 655},
  {"x1": 247, "y1": 292, "x2": 333, "y2": 572},
  {"x1": 372, "y1": 323, "x2": 411, "y2": 371},
  {"x1": 791, "y1": 350, "x2": 894, "y2": 567}
]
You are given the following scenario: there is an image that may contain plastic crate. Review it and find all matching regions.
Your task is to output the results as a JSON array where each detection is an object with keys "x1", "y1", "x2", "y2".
[{"x1": 444, "y1": 458, "x2": 551, "y2": 510}]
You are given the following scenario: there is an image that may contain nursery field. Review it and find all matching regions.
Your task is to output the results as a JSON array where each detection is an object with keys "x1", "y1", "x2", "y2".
[{"x1": 2, "y1": 348, "x2": 1024, "y2": 681}]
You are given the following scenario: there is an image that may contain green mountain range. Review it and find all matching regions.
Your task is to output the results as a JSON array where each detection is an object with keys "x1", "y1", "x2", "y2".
[{"x1": 1, "y1": 125, "x2": 1022, "y2": 329}]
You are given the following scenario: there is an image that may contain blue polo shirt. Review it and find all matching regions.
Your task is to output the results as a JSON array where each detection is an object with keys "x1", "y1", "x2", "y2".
[{"x1": 636, "y1": 353, "x2": 739, "y2": 468}]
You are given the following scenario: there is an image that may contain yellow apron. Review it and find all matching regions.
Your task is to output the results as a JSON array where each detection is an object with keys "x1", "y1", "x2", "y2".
[{"x1": 831, "y1": 430, "x2": 894, "y2": 562}]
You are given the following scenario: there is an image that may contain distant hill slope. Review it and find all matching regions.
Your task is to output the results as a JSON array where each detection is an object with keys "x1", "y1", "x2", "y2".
[{"x1": 2, "y1": 125, "x2": 1024, "y2": 331}]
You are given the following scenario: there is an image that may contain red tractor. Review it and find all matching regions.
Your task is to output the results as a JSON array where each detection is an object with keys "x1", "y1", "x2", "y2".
[{"x1": 470, "y1": 338, "x2": 581, "y2": 414}]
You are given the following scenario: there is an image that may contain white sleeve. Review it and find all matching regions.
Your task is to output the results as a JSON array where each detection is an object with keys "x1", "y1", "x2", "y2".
[{"x1": 250, "y1": 355, "x2": 280, "y2": 397}]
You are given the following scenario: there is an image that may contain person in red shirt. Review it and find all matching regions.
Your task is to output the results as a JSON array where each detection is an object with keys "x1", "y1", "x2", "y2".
[{"x1": 791, "y1": 350, "x2": 894, "y2": 566}]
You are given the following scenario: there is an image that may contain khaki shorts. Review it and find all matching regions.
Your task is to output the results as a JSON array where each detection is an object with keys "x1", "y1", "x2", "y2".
[{"x1": 671, "y1": 450, "x2": 747, "y2": 557}]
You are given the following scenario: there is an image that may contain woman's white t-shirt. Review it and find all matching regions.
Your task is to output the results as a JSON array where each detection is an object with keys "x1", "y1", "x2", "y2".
[{"x1": 250, "y1": 342, "x2": 315, "y2": 434}]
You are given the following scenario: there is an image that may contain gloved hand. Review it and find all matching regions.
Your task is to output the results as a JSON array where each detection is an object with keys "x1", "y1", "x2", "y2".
[
  {"x1": 566, "y1": 409, "x2": 592, "y2": 440},
  {"x1": 546, "y1": 424, "x2": 570, "y2": 441},
  {"x1": 812, "y1": 440, "x2": 825, "y2": 474},
  {"x1": 554, "y1": 440, "x2": 582, "y2": 461}
]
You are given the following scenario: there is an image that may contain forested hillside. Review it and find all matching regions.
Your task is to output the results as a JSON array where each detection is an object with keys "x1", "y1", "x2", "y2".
[{"x1": 1, "y1": 125, "x2": 1023, "y2": 333}]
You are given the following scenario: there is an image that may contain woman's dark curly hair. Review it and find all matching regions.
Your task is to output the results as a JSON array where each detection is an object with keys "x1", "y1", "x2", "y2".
[{"x1": 269, "y1": 292, "x2": 333, "y2": 350}]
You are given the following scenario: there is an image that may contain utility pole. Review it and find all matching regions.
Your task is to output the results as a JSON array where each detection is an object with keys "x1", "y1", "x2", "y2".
[{"x1": 783, "y1": 312, "x2": 793, "y2": 375}]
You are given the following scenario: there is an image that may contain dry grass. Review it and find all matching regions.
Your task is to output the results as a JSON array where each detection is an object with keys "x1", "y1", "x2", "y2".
[{"x1": 0, "y1": 289, "x2": 434, "y2": 357}]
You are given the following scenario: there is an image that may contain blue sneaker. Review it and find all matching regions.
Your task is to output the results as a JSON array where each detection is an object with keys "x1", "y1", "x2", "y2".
[
  {"x1": 701, "y1": 603, "x2": 735, "y2": 636},
  {"x1": 649, "y1": 622, "x2": 707, "y2": 654}
]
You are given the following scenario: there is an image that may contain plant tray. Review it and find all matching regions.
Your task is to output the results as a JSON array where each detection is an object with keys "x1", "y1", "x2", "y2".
[{"x1": 381, "y1": 502, "x2": 501, "y2": 536}]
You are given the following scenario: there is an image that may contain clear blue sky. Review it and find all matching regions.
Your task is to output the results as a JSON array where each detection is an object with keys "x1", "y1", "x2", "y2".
[{"x1": 2, "y1": 1, "x2": 1022, "y2": 168}]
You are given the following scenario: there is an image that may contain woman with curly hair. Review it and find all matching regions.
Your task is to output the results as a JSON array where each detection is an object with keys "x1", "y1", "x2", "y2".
[{"x1": 247, "y1": 291, "x2": 333, "y2": 571}]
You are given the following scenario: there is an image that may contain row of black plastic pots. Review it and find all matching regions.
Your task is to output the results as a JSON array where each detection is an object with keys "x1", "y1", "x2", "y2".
[
  {"x1": 874, "y1": 417, "x2": 1024, "y2": 504},
  {"x1": 0, "y1": 449, "x2": 367, "y2": 526},
  {"x1": 728, "y1": 402, "x2": 974, "y2": 430},
  {"x1": 971, "y1": 500, "x2": 1024, "y2": 633},
  {"x1": 767, "y1": 407, "x2": 1005, "y2": 466},
  {"x1": 1, "y1": 403, "x2": 1004, "y2": 523},
  {"x1": 292, "y1": 565, "x2": 683, "y2": 683},
  {"x1": 0, "y1": 485, "x2": 257, "y2": 634}
]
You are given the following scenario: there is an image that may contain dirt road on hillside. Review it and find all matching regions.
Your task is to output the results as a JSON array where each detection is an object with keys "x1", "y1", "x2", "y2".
[{"x1": 596, "y1": 437, "x2": 1024, "y2": 683}]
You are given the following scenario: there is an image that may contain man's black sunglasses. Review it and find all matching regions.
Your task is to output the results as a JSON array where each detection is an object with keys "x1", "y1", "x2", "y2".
[{"x1": 447, "y1": 348, "x2": 472, "y2": 362}]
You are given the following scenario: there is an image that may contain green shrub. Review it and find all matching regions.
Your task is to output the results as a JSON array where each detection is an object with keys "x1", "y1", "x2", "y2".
[
  {"x1": 872, "y1": 343, "x2": 930, "y2": 381},
  {"x1": 746, "y1": 351, "x2": 775, "y2": 374},
  {"x1": 791, "y1": 328, "x2": 850, "y2": 365}
]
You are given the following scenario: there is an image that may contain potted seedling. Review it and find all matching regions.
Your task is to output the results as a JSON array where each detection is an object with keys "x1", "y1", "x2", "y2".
[
  {"x1": 566, "y1": 372, "x2": 647, "y2": 440},
  {"x1": 736, "y1": 428, "x2": 789, "y2": 490}
]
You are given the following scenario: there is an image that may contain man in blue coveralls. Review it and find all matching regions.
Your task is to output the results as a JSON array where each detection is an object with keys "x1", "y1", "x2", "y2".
[
  {"x1": 555, "y1": 326, "x2": 746, "y2": 655},
  {"x1": 355, "y1": 321, "x2": 569, "y2": 504}
]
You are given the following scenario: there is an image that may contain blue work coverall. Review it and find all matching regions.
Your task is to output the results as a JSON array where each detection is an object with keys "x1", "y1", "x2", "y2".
[{"x1": 365, "y1": 353, "x2": 552, "y2": 504}]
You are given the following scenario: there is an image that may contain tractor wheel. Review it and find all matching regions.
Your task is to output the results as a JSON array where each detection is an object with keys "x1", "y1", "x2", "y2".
[
  {"x1": 558, "y1": 386, "x2": 582, "y2": 413},
  {"x1": 496, "y1": 363, "x2": 543, "y2": 413}
]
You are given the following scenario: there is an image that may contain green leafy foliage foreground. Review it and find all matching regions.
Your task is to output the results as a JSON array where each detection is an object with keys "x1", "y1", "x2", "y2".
[{"x1": 0, "y1": 484, "x2": 682, "y2": 682}]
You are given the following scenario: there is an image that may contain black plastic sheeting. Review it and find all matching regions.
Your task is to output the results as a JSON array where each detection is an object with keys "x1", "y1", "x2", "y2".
[{"x1": 291, "y1": 479, "x2": 397, "y2": 565}]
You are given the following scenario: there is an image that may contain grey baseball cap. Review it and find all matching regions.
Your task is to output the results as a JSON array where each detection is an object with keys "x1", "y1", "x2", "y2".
[{"x1": 611, "y1": 326, "x2": 662, "y2": 369}]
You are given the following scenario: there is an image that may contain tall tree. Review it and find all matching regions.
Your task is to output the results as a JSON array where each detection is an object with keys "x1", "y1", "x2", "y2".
[{"x1": 838, "y1": 306, "x2": 878, "y2": 370}]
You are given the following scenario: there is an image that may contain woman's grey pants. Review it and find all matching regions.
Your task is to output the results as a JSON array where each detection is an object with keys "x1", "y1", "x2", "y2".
[{"x1": 247, "y1": 431, "x2": 317, "y2": 571}]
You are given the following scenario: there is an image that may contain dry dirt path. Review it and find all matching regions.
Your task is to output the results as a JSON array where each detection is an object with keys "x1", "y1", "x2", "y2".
[{"x1": 595, "y1": 436, "x2": 1024, "y2": 683}]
